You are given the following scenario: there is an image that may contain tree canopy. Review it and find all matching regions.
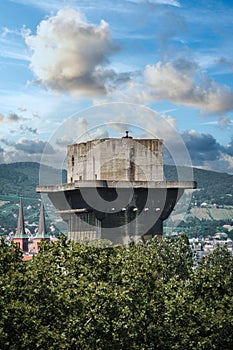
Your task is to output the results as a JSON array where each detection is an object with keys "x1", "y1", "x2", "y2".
[{"x1": 0, "y1": 235, "x2": 232, "y2": 349}]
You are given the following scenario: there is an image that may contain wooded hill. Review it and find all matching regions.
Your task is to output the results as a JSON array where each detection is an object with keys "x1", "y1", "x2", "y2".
[{"x1": 164, "y1": 165, "x2": 233, "y2": 206}]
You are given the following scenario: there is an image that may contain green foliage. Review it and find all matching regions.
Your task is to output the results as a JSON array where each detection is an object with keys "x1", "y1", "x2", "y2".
[
  {"x1": 0, "y1": 238, "x2": 24, "y2": 274},
  {"x1": 0, "y1": 235, "x2": 232, "y2": 349}
]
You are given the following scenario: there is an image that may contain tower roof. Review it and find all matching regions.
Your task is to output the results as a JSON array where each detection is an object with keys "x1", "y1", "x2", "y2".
[
  {"x1": 36, "y1": 202, "x2": 49, "y2": 239},
  {"x1": 15, "y1": 196, "x2": 26, "y2": 238}
]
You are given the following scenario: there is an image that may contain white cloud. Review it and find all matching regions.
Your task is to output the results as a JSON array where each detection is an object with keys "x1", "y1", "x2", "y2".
[
  {"x1": 198, "y1": 153, "x2": 233, "y2": 175},
  {"x1": 181, "y1": 130, "x2": 221, "y2": 164},
  {"x1": 220, "y1": 153, "x2": 233, "y2": 174},
  {"x1": 0, "y1": 136, "x2": 58, "y2": 165},
  {"x1": 144, "y1": 59, "x2": 233, "y2": 114},
  {"x1": 0, "y1": 138, "x2": 15, "y2": 146},
  {"x1": 56, "y1": 136, "x2": 74, "y2": 148},
  {"x1": 24, "y1": 8, "x2": 118, "y2": 96},
  {"x1": 217, "y1": 116, "x2": 232, "y2": 129},
  {"x1": 3, "y1": 148, "x2": 41, "y2": 163},
  {"x1": 19, "y1": 125, "x2": 37, "y2": 134},
  {"x1": 15, "y1": 138, "x2": 55, "y2": 154},
  {"x1": 0, "y1": 112, "x2": 21, "y2": 123},
  {"x1": 88, "y1": 127, "x2": 109, "y2": 139}
]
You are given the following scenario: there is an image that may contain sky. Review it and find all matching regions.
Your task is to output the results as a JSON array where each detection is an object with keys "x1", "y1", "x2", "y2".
[{"x1": 1, "y1": 0, "x2": 233, "y2": 174}]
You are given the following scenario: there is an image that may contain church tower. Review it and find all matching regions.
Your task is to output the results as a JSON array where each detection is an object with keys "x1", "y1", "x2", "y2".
[
  {"x1": 13, "y1": 196, "x2": 28, "y2": 252},
  {"x1": 33, "y1": 202, "x2": 50, "y2": 251}
]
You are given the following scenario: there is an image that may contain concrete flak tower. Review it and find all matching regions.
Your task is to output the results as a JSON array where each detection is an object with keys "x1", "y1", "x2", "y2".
[{"x1": 37, "y1": 134, "x2": 196, "y2": 244}]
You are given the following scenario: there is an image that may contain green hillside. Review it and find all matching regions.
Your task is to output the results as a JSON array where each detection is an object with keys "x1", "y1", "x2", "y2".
[
  {"x1": 164, "y1": 165, "x2": 233, "y2": 206},
  {"x1": 0, "y1": 162, "x2": 66, "y2": 198}
]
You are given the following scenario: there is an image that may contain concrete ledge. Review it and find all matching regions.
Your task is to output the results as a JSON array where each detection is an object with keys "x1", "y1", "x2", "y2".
[
  {"x1": 58, "y1": 208, "x2": 89, "y2": 214},
  {"x1": 37, "y1": 180, "x2": 196, "y2": 193}
]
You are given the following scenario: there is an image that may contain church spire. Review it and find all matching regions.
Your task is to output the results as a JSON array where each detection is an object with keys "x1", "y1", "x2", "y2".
[
  {"x1": 33, "y1": 201, "x2": 50, "y2": 251},
  {"x1": 38, "y1": 202, "x2": 46, "y2": 238},
  {"x1": 16, "y1": 196, "x2": 26, "y2": 237},
  {"x1": 13, "y1": 196, "x2": 28, "y2": 253}
]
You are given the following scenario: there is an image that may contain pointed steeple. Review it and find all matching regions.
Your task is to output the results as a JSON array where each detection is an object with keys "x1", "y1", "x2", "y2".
[
  {"x1": 33, "y1": 202, "x2": 50, "y2": 251},
  {"x1": 16, "y1": 196, "x2": 26, "y2": 237},
  {"x1": 13, "y1": 196, "x2": 28, "y2": 253},
  {"x1": 38, "y1": 202, "x2": 47, "y2": 238}
]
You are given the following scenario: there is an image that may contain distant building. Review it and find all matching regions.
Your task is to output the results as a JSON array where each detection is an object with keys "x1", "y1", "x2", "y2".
[{"x1": 37, "y1": 133, "x2": 196, "y2": 244}]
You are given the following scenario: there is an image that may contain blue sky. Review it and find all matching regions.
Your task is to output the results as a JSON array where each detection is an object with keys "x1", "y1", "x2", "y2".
[{"x1": 1, "y1": 0, "x2": 233, "y2": 173}]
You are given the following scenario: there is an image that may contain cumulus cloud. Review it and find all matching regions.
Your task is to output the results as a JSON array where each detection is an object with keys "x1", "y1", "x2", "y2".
[
  {"x1": 8, "y1": 112, "x2": 20, "y2": 122},
  {"x1": 219, "y1": 153, "x2": 233, "y2": 174},
  {"x1": 110, "y1": 117, "x2": 133, "y2": 134},
  {"x1": 15, "y1": 138, "x2": 55, "y2": 154},
  {"x1": 0, "y1": 137, "x2": 57, "y2": 164},
  {"x1": 19, "y1": 125, "x2": 37, "y2": 134},
  {"x1": 216, "y1": 57, "x2": 233, "y2": 72},
  {"x1": 0, "y1": 138, "x2": 15, "y2": 146},
  {"x1": 0, "y1": 112, "x2": 22, "y2": 123},
  {"x1": 217, "y1": 116, "x2": 232, "y2": 129},
  {"x1": 56, "y1": 136, "x2": 74, "y2": 148},
  {"x1": 24, "y1": 8, "x2": 119, "y2": 96},
  {"x1": 144, "y1": 58, "x2": 233, "y2": 114},
  {"x1": 17, "y1": 106, "x2": 27, "y2": 112},
  {"x1": 56, "y1": 117, "x2": 109, "y2": 145},
  {"x1": 182, "y1": 130, "x2": 221, "y2": 164},
  {"x1": 2, "y1": 148, "x2": 42, "y2": 164},
  {"x1": 88, "y1": 127, "x2": 109, "y2": 139},
  {"x1": 222, "y1": 138, "x2": 233, "y2": 157},
  {"x1": 177, "y1": 130, "x2": 233, "y2": 173}
]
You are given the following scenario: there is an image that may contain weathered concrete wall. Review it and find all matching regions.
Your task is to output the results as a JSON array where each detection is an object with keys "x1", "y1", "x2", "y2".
[{"x1": 67, "y1": 138, "x2": 164, "y2": 183}]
